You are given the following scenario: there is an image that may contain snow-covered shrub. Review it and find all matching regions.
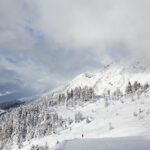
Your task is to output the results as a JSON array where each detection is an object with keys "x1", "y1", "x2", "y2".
[
  {"x1": 131, "y1": 97, "x2": 135, "y2": 102},
  {"x1": 75, "y1": 112, "x2": 83, "y2": 123},
  {"x1": 139, "y1": 108, "x2": 143, "y2": 114},
  {"x1": 125, "y1": 81, "x2": 133, "y2": 94},
  {"x1": 139, "y1": 115, "x2": 144, "y2": 120},
  {"x1": 105, "y1": 101, "x2": 109, "y2": 107},
  {"x1": 112, "y1": 88, "x2": 122, "y2": 100},
  {"x1": 109, "y1": 123, "x2": 114, "y2": 130},
  {"x1": 68, "y1": 117, "x2": 73, "y2": 125},
  {"x1": 86, "y1": 117, "x2": 91, "y2": 123},
  {"x1": 30, "y1": 143, "x2": 49, "y2": 150},
  {"x1": 133, "y1": 112, "x2": 138, "y2": 117},
  {"x1": 120, "y1": 100, "x2": 124, "y2": 104},
  {"x1": 30, "y1": 145, "x2": 40, "y2": 150},
  {"x1": 56, "y1": 140, "x2": 60, "y2": 145},
  {"x1": 140, "y1": 101, "x2": 144, "y2": 104},
  {"x1": 104, "y1": 98, "x2": 109, "y2": 107},
  {"x1": 116, "y1": 113, "x2": 119, "y2": 116},
  {"x1": 92, "y1": 109, "x2": 96, "y2": 113},
  {"x1": 144, "y1": 83, "x2": 149, "y2": 90},
  {"x1": 146, "y1": 110, "x2": 150, "y2": 115}
]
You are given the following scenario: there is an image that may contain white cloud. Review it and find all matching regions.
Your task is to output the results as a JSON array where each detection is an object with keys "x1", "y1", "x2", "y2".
[
  {"x1": 32, "y1": 0, "x2": 150, "y2": 59},
  {"x1": 0, "y1": 91, "x2": 15, "y2": 97},
  {"x1": 0, "y1": 0, "x2": 150, "y2": 100}
]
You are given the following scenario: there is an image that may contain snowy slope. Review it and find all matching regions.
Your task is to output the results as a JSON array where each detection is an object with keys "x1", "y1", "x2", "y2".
[
  {"x1": 10, "y1": 61, "x2": 150, "y2": 150},
  {"x1": 54, "y1": 137, "x2": 150, "y2": 150},
  {"x1": 18, "y1": 88, "x2": 150, "y2": 150}
]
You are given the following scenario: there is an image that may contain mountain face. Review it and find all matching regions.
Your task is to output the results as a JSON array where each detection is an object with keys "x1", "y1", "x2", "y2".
[
  {"x1": 44, "y1": 61, "x2": 150, "y2": 98},
  {"x1": 1, "y1": 61, "x2": 150, "y2": 150}
]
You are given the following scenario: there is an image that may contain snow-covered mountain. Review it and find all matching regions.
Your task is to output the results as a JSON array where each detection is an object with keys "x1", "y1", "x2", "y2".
[
  {"x1": 1, "y1": 61, "x2": 150, "y2": 150},
  {"x1": 43, "y1": 61, "x2": 150, "y2": 98},
  {"x1": 68, "y1": 61, "x2": 150, "y2": 94}
]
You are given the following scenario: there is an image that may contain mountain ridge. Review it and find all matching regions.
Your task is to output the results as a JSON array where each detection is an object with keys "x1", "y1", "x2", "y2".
[{"x1": 41, "y1": 61, "x2": 150, "y2": 100}]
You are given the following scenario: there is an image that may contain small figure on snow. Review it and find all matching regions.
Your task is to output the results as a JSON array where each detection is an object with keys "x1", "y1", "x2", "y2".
[
  {"x1": 82, "y1": 134, "x2": 84, "y2": 139},
  {"x1": 56, "y1": 140, "x2": 59, "y2": 145}
]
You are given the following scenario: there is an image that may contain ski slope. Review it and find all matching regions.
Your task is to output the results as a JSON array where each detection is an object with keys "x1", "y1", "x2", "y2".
[
  {"x1": 18, "y1": 88, "x2": 150, "y2": 150},
  {"x1": 54, "y1": 137, "x2": 150, "y2": 150}
]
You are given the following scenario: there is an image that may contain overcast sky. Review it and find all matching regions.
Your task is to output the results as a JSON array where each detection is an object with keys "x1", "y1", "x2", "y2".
[{"x1": 0, "y1": 0, "x2": 150, "y2": 101}]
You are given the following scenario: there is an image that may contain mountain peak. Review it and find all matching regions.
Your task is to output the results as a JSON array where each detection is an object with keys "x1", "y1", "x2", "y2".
[{"x1": 62, "y1": 61, "x2": 150, "y2": 95}]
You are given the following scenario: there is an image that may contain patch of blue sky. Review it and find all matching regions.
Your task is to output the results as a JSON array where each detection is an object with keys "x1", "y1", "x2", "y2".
[{"x1": 25, "y1": 26, "x2": 44, "y2": 40}]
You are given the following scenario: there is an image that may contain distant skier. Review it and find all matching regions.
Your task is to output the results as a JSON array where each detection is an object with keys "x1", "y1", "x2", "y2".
[{"x1": 82, "y1": 134, "x2": 84, "y2": 139}]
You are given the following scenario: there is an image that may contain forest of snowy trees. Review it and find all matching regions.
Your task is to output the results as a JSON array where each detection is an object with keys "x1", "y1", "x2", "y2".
[
  {"x1": 0, "y1": 86, "x2": 95, "y2": 149},
  {"x1": 125, "y1": 81, "x2": 149, "y2": 95},
  {"x1": 103, "y1": 81, "x2": 149, "y2": 101}
]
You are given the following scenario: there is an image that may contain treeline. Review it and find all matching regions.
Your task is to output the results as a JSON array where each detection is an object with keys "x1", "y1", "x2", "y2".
[
  {"x1": 58, "y1": 86, "x2": 95, "y2": 107},
  {"x1": 103, "y1": 81, "x2": 149, "y2": 101},
  {"x1": 0, "y1": 86, "x2": 94, "y2": 149},
  {"x1": 125, "y1": 81, "x2": 149, "y2": 94}
]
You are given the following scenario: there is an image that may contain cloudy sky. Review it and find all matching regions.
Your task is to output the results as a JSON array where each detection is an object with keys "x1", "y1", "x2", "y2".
[{"x1": 0, "y1": 0, "x2": 150, "y2": 102}]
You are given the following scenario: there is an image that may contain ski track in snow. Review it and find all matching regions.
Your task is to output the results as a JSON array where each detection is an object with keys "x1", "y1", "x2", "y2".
[{"x1": 54, "y1": 137, "x2": 150, "y2": 150}]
